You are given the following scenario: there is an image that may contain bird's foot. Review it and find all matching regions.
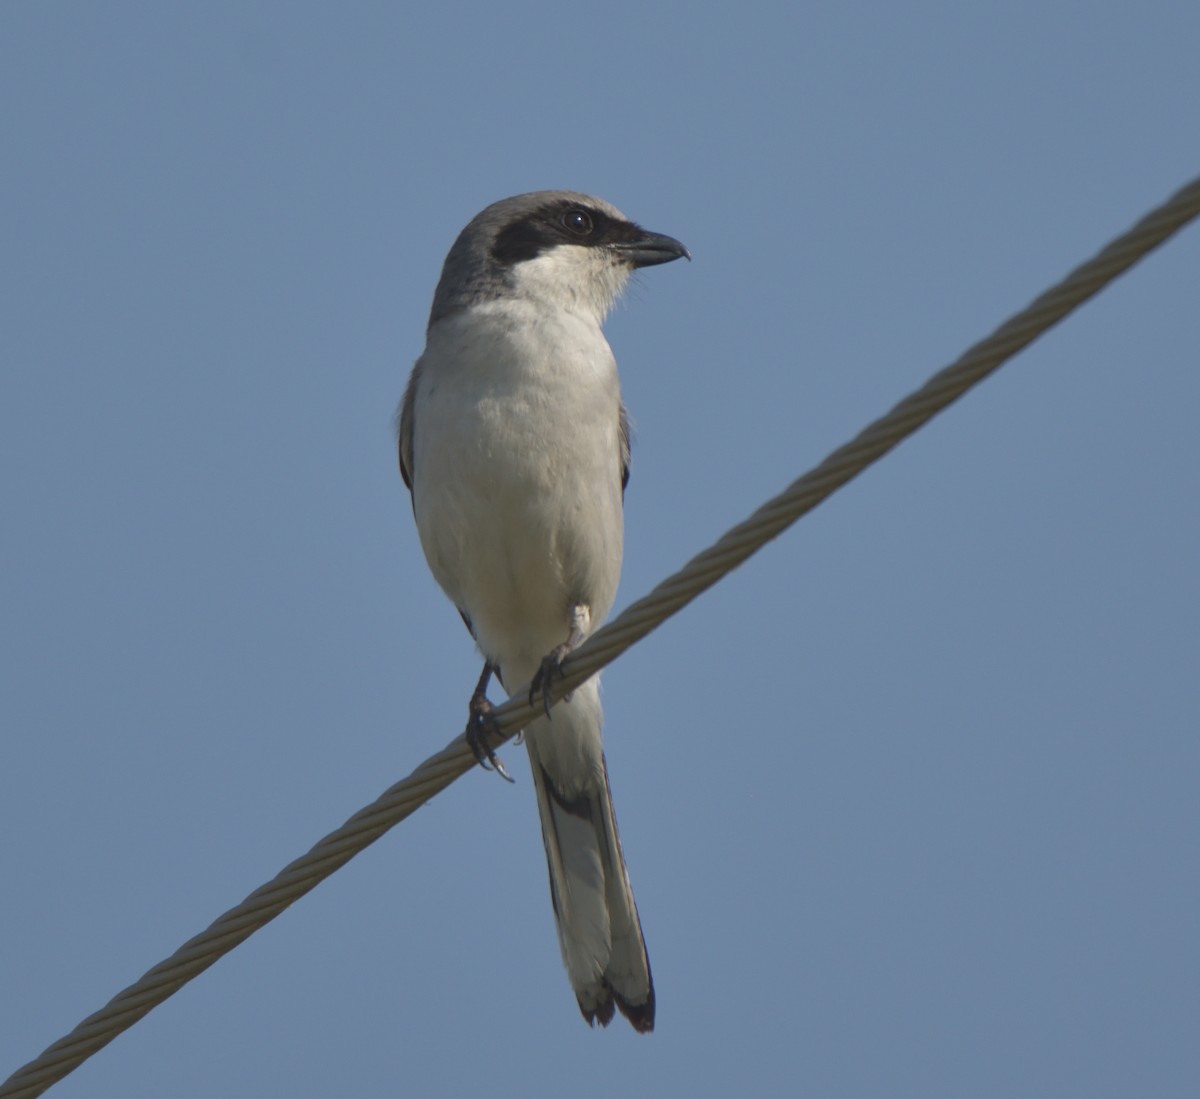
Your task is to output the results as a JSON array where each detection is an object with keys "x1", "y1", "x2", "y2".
[
  {"x1": 528, "y1": 643, "x2": 575, "y2": 719},
  {"x1": 465, "y1": 696, "x2": 513, "y2": 782},
  {"x1": 465, "y1": 663, "x2": 513, "y2": 783},
  {"x1": 529, "y1": 607, "x2": 590, "y2": 719}
]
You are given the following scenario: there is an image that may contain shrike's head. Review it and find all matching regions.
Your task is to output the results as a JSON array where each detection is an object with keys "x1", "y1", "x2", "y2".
[{"x1": 427, "y1": 191, "x2": 689, "y2": 329}]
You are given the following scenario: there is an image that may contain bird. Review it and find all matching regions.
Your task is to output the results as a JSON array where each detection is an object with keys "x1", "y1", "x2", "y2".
[{"x1": 397, "y1": 191, "x2": 689, "y2": 1031}]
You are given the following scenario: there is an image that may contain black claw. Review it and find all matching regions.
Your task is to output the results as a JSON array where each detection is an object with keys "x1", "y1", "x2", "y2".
[
  {"x1": 465, "y1": 666, "x2": 514, "y2": 783},
  {"x1": 529, "y1": 644, "x2": 572, "y2": 719}
]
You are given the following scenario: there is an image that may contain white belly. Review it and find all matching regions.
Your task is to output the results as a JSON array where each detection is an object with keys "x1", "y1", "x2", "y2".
[{"x1": 411, "y1": 304, "x2": 625, "y2": 670}]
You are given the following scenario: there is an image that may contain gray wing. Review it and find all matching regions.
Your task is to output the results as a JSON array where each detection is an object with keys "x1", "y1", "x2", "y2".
[
  {"x1": 397, "y1": 361, "x2": 422, "y2": 493},
  {"x1": 618, "y1": 400, "x2": 631, "y2": 496},
  {"x1": 398, "y1": 360, "x2": 477, "y2": 636}
]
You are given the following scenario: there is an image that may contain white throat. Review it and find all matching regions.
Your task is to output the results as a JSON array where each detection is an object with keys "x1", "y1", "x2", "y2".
[{"x1": 507, "y1": 245, "x2": 632, "y2": 325}]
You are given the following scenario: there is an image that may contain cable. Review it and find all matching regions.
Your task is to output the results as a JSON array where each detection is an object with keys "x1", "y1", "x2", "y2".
[{"x1": 4, "y1": 174, "x2": 1198, "y2": 1098}]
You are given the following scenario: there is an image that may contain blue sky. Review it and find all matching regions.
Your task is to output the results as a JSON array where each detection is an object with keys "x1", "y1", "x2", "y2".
[{"x1": 3, "y1": 3, "x2": 1198, "y2": 1096}]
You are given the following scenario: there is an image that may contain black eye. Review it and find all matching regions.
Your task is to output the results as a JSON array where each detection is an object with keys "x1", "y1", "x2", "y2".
[{"x1": 561, "y1": 209, "x2": 594, "y2": 236}]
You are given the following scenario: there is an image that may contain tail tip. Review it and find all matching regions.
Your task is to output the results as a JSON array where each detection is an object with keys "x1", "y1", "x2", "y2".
[{"x1": 578, "y1": 985, "x2": 655, "y2": 1034}]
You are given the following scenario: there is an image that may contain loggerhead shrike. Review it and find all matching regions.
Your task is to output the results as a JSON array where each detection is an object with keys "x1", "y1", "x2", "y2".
[{"x1": 398, "y1": 191, "x2": 688, "y2": 1031}]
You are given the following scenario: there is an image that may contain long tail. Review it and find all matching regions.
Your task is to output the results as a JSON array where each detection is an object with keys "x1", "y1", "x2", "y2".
[{"x1": 519, "y1": 674, "x2": 654, "y2": 1032}]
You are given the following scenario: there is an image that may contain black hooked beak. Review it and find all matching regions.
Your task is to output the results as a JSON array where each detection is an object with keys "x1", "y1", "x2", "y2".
[{"x1": 610, "y1": 228, "x2": 691, "y2": 269}]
